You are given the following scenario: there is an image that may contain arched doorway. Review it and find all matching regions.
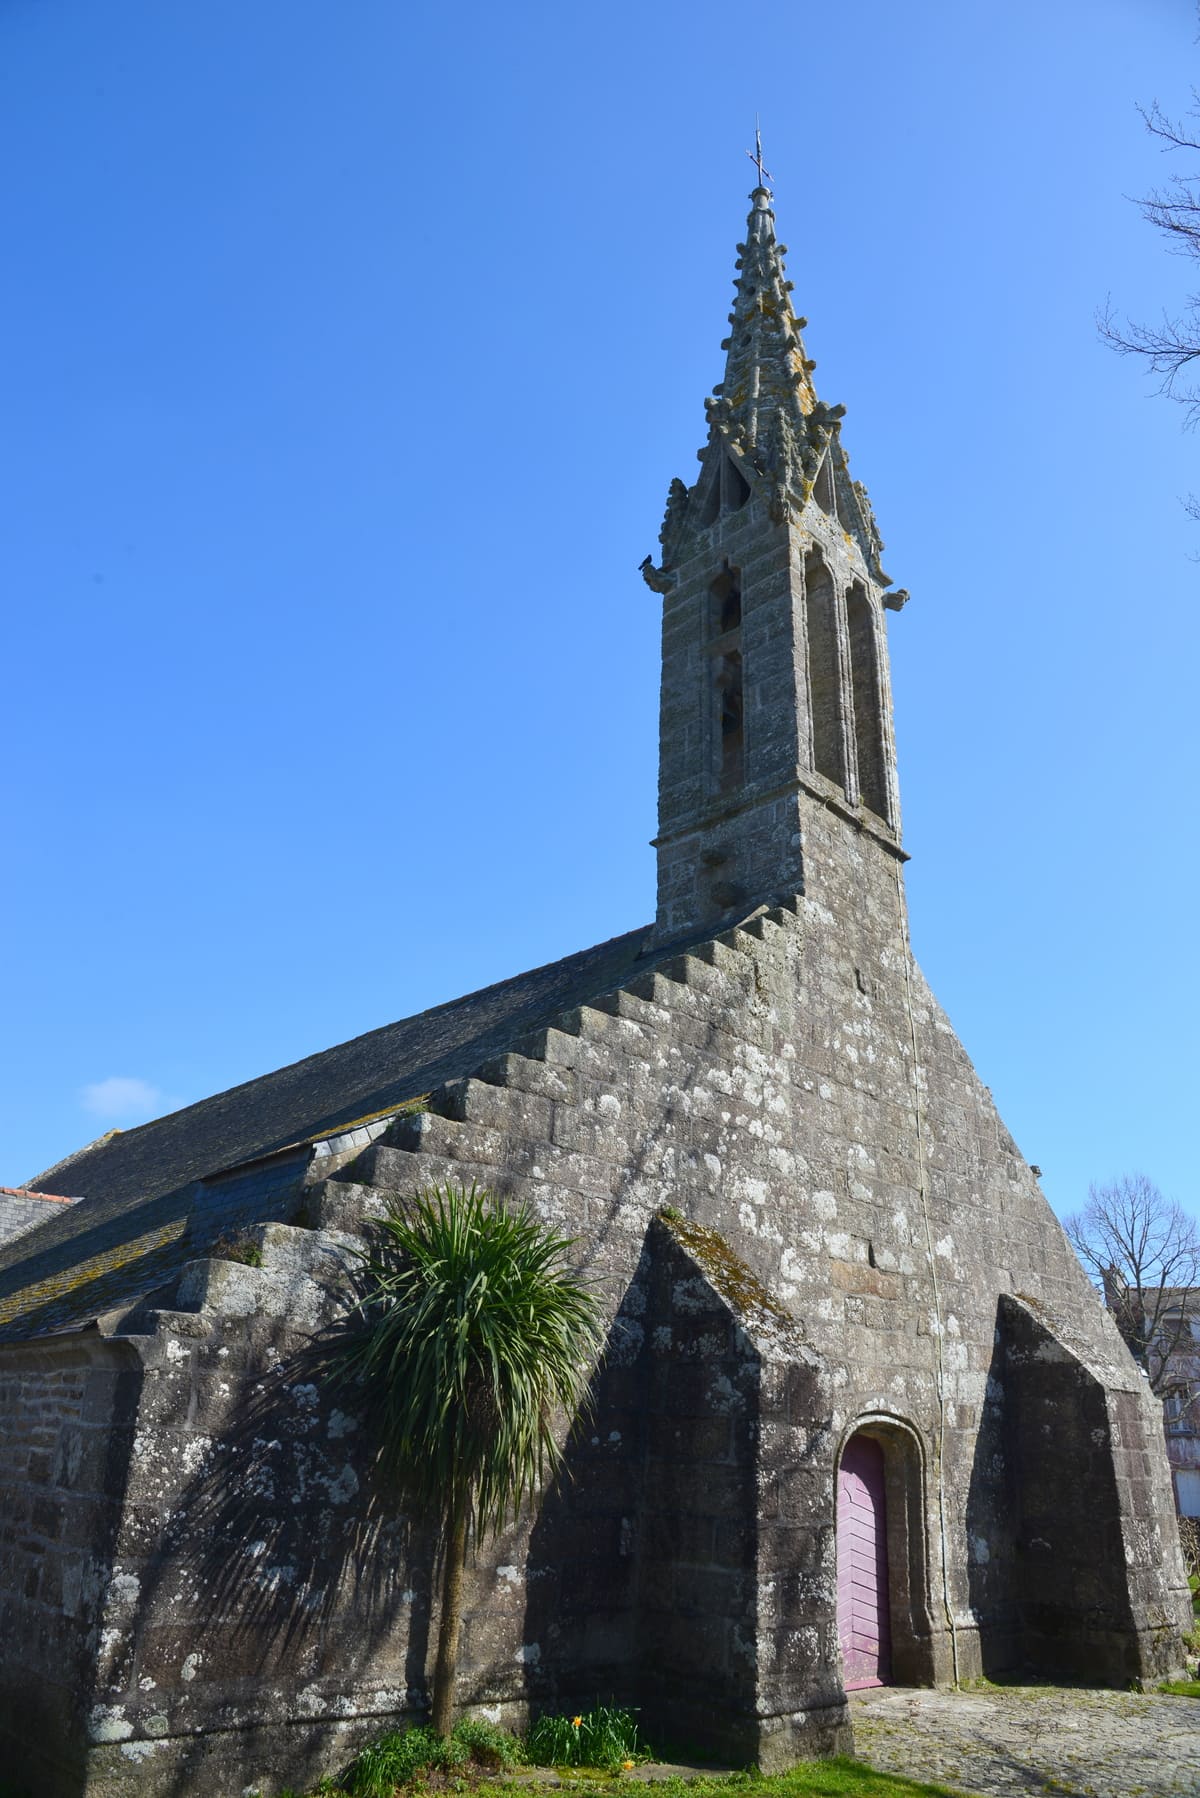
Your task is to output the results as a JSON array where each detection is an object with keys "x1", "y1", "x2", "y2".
[{"x1": 837, "y1": 1432, "x2": 892, "y2": 1688}]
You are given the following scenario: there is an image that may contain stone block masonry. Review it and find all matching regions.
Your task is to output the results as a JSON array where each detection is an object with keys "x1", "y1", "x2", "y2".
[
  {"x1": 0, "y1": 178, "x2": 1189, "y2": 1798},
  {"x1": 0, "y1": 1337, "x2": 141, "y2": 1790},
  {"x1": 0, "y1": 871, "x2": 1186, "y2": 1797}
]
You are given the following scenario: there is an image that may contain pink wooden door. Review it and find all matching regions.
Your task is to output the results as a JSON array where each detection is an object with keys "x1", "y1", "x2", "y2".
[{"x1": 837, "y1": 1433, "x2": 892, "y2": 1689}]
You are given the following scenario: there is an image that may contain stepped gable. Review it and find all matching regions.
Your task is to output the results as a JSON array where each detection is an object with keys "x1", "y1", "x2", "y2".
[
  {"x1": 19, "y1": 923, "x2": 655, "y2": 1215},
  {"x1": 0, "y1": 907, "x2": 783, "y2": 1342}
]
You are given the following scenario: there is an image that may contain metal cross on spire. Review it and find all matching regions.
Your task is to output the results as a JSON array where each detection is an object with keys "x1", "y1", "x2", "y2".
[{"x1": 745, "y1": 119, "x2": 773, "y2": 190}]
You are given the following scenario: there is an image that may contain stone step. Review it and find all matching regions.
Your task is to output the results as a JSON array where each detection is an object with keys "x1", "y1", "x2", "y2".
[
  {"x1": 692, "y1": 936, "x2": 756, "y2": 982},
  {"x1": 444, "y1": 1072, "x2": 640, "y2": 1164},
  {"x1": 746, "y1": 907, "x2": 799, "y2": 941},
  {"x1": 740, "y1": 916, "x2": 775, "y2": 944},
  {"x1": 714, "y1": 924, "x2": 762, "y2": 958},
  {"x1": 305, "y1": 1177, "x2": 398, "y2": 1235},
  {"x1": 567, "y1": 1001, "x2": 676, "y2": 1065},
  {"x1": 509, "y1": 1019, "x2": 641, "y2": 1088},
  {"x1": 364, "y1": 1109, "x2": 469, "y2": 1160},
  {"x1": 346, "y1": 1136, "x2": 468, "y2": 1191},
  {"x1": 328, "y1": 1139, "x2": 516, "y2": 1205},
  {"x1": 434, "y1": 1077, "x2": 556, "y2": 1141},
  {"x1": 173, "y1": 1223, "x2": 357, "y2": 1328},
  {"x1": 588, "y1": 980, "x2": 745, "y2": 1058},
  {"x1": 590, "y1": 983, "x2": 672, "y2": 1027},
  {"x1": 473, "y1": 1050, "x2": 575, "y2": 1102},
  {"x1": 621, "y1": 969, "x2": 681, "y2": 1011},
  {"x1": 653, "y1": 949, "x2": 752, "y2": 1001},
  {"x1": 354, "y1": 1127, "x2": 618, "y2": 1201},
  {"x1": 476, "y1": 956, "x2": 760, "y2": 1083}
]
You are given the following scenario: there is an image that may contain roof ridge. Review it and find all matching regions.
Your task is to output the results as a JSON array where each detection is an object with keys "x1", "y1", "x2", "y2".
[{"x1": 0, "y1": 1186, "x2": 79, "y2": 1204}]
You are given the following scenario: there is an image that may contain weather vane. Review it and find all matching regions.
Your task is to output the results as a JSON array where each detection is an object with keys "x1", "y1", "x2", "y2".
[{"x1": 745, "y1": 118, "x2": 773, "y2": 190}]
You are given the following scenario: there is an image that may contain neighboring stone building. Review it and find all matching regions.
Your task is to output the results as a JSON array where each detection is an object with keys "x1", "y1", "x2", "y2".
[
  {"x1": 1105, "y1": 1281, "x2": 1200, "y2": 1518},
  {"x1": 0, "y1": 1186, "x2": 79, "y2": 1250},
  {"x1": 0, "y1": 184, "x2": 1190, "y2": 1798},
  {"x1": 1163, "y1": 1311, "x2": 1200, "y2": 1518}
]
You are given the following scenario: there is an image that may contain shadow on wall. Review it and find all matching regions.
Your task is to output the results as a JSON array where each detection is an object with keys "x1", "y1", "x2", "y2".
[
  {"x1": 0, "y1": 1337, "x2": 145, "y2": 1798},
  {"x1": 0, "y1": 1154, "x2": 310, "y2": 1346},
  {"x1": 119, "y1": 1322, "x2": 436, "y2": 1798},
  {"x1": 965, "y1": 1294, "x2": 1137, "y2": 1683},
  {"x1": 523, "y1": 1221, "x2": 765, "y2": 1765}
]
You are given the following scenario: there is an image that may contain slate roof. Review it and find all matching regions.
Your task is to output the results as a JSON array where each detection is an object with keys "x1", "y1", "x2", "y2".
[{"x1": 0, "y1": 918, "x2": 684, "y2": 1341}]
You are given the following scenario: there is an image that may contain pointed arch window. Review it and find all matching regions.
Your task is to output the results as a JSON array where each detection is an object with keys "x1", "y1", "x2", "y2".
[
  {"x1": 847, "y1": 582, "x2": 888, "y2": 820},
  {"x1": 696, "y1": 454, "x2": 752, "y2": 529},
  {"x1": 722, "y1": 457, "x2": 751, "y2": 512},
  {"x1": 697, "y1": 462, "x2": 722, "y2": 529},
  {"x1": 813, "y1": 451, "x2": 837, "y2": 519},
  {"x1": 803, "y1": 548, "x2": 846, "y2": 790},
  {"x1": 709, "y1": 563, "x2": 745, "y2": 791}
]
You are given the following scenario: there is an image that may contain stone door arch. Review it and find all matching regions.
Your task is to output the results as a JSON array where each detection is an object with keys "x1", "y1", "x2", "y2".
[{"x1": 836, "y1": 1416, "x2": 939, "y2": 1691}]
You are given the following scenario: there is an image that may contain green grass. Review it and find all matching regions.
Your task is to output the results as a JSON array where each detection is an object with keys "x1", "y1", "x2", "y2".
[
  {"x1": 339, "y1": 1720, "x2": 525, "y2": 1796},
  {"x1": 483, "y1": 1766, "x2": 972, "y2": 1798},
  {"x1": 1158, "y1": 1678, "x2": 1200, "y2": 1697},
  {"x1": 316, "y1": 1724, "x2": 980, "y2": 1798}
]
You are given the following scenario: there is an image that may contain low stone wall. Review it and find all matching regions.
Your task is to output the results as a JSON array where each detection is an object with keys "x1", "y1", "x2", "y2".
[{"x1": 0, "y1": 1336, "x2": 142, "y2": 1793}]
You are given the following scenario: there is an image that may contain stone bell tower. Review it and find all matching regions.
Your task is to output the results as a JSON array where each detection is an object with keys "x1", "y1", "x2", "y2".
[{"x1": 642, "y1": 184, "x2": 909, "y2": 941}]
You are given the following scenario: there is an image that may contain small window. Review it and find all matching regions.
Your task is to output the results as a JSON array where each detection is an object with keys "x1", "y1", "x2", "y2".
[
  {"x1": 697, "y1": 455, "x2": 750, "y2": 529},
  {"x1": 803, "y1": 548, "x2": 845, "y2": 789},
  {"x1": 717, "y1": 650, "x2": 744, "y2": 787},
  {"x1": 723, "y1": 458, "x2": 751, "y2": 512},
  {"x1": 696, "y1": 462, "x2": 721, "y2": 529},
  {"x1": 813, "y1": 452, "x2": 837, "y2": 518},
  {"x1": 1176, "y1": 1468, "x2": 1200, "y2": 1517},
  {"x1": 847, "y1": 581, "x2": 888, "y2": 819},
  {"x1": 711, "y1": 564, "x2": 742, "y2": 635}
]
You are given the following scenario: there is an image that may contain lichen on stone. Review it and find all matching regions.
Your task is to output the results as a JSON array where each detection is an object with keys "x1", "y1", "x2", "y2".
[{"x1": 657, "y1": 1207, "x2": 794, "y2": 1332}]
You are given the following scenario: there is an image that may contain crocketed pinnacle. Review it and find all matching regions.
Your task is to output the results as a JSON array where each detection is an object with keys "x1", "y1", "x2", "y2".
[
  {"x1": 647, "y1": 184, "x2": 893, "y2": 591},
  {"x1": 705, "y1": 186, "x2": 818, "y2": 454}
]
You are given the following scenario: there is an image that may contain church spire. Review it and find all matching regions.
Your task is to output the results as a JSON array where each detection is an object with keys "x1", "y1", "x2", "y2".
[
  {"x1": 646, "y1": 184, "x2": 893, "y2": 587},
  {"x1": 644, "y1": 178, "x2": 907, "y2": 943},
  {"x1": 706, "y1": 185, "x2": 818, "y2": 459}
]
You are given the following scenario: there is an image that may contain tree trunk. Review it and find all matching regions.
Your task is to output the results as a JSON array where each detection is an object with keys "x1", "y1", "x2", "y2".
[{"x1": 431, "y1": 1495, "x2": 469, "y2": 1738}]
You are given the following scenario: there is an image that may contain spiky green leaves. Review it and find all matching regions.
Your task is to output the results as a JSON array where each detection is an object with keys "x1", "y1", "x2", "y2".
[{"x1": 341, "y1": 1183, "x2": 603, "y2": 1544}]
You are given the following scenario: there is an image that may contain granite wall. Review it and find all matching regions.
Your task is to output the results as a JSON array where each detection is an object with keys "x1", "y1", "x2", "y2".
[
  {"x1": 0, "y1": 1337, "x2": 142, "y2": 1793},
  {"x1": 0, "y1": 852, "x2": 1185, "y2": 1797}
]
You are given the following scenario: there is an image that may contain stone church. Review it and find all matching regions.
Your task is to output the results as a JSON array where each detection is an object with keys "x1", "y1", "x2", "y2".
[{"x1": 0, "y1": 184, "x2": 1190, "y2": 1798}]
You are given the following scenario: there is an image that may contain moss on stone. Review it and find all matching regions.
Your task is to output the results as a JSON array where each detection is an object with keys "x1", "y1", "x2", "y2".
[{"x1": 657, "y1": 1207, "x2": 793, "y2": 1330}]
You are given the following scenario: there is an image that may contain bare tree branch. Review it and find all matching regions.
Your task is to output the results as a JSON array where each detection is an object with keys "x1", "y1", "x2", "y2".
[
  {"x1": 1101, "y1": 83, "x2": 1200, "y2": 451},
  {"x1": 1066, "y1": 1174, "x2": 1200, "y2": 1417}
]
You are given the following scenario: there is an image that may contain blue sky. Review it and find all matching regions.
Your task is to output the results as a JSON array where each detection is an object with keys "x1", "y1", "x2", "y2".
[{"x1": 2, "y1": 0, "x2": 1197, "y2": 1226}]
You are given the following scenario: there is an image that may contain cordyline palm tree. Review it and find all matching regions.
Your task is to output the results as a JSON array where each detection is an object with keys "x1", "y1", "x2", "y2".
[{"x1": 340, "y1": 1183, "x2": 603, "y2": 1737}]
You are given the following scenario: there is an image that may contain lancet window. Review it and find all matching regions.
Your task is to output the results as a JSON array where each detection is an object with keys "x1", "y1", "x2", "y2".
[
  {"x1": 697, "y1": 455, "x2": 751, "y2": 529},
  {"x1": 709, "y1": 563, "x2": 745, "y2": 790},
  {"x1": 847, "y1": 581, "x2": 888, "y2": 819},
  {"x1": 803, "y1": 548, "x2": 845, "y2": 790}
]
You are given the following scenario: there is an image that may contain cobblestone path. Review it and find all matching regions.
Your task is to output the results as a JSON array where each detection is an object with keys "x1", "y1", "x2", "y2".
[{"x1": 851, "y1": 1685, "x2": 1200, "y2": 1797}]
